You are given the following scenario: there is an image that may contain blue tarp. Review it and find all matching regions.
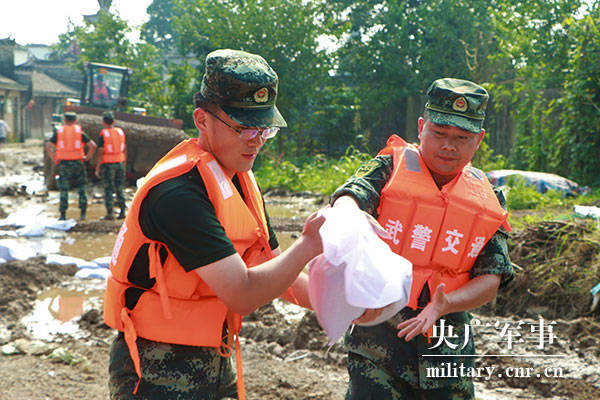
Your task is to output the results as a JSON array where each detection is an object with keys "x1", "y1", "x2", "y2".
[{"x1": 486, "y1": 169, "x2": 589, "y2": 197}]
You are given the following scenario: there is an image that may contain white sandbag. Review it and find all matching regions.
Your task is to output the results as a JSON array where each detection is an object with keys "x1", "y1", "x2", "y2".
[
  {"x1": 45, "y1": 219, "x2": 77, "y2": 231},
  {"x1": 0, "y1": 205, "x2": 45, "y2": 227},
  {"x1": 17, "y1": 224, "x2": 46, "y2": 237},
  {"x1": 344, "y1": 229, "x2": 412, "y2": 309},
  {"x1": 307, "y1": 207, "x2": 413, "y2": 344},
  {"x1": 0, "y1": 209, "x2": 76, "y2": 236},
  {"x1": 0, "y1": 239, "x2": 37, "y2": 262},
  {"x1": 45, "y1": 254, "x2": 100, "y2": 269},
  {"x1": 75, "y1": 268, "x2": 111, "y2": 280},
  {"x1": 307, "y1": 255, "x2": 364, "y2": 345},
  {"x1": 91, "y1": 256, "x2": 111, "y2": 269},
  {"x1": 574, "y1": 205, "x2": 600, "y2": 219}
]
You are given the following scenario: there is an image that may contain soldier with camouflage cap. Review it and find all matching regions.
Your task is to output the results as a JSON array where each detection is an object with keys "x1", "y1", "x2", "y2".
[
  {"x1": 106, "y1": 49, "x2": 324, "y2": 399},
  {"x1": 45, "y1": 111, "x2": 97, "y2": 220},
  {"x1": 331, "y1": 78, "x2": 514, "y2": 399}
]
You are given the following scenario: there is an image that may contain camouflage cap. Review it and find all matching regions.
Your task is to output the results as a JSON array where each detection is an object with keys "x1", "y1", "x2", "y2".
[
  {"x1": 102, "y1": 111, "x2": 114, "y2": 122},
  {"x1": 425, "y1": 78, "x2": 488, "y2": 133},
  {"x1": 194, "y1": 49, "x2": 287, "y2": 128}
]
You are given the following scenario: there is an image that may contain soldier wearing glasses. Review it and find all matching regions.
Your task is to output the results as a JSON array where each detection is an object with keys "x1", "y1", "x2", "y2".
[{"x1": 104, "y1": 49, "x2": 324, "y2": 399}]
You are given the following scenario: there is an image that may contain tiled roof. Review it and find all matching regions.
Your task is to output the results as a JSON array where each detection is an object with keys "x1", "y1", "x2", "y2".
[
  {"x1": 0, "y1": 73, "x2": 27, "y2": 91},
  {"x1": 31, "y1": 70, "x2": 78, "y2": 98}
]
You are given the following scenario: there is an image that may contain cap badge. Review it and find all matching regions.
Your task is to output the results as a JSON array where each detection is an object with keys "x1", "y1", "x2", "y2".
[
  {"x1": 452, "y1": 96, "x2": 468, "y2": 112},
  {"x1": 254, "y1": 88, "x2": 269, "y2": 103}
]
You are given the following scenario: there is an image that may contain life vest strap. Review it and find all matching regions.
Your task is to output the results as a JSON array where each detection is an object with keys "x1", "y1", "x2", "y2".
[
  {"x1": 120, "y1": 308, "x2": 142, "y2": 394},
  {"x1": 234, "y1": 332, "x2": 246, "y2": 400},
  {"x1": 148, "y1": 242, "x2": 172, "y2": 319},
  {"x1": 216, "y1": 311, "x2": 246, "y2": 400}
]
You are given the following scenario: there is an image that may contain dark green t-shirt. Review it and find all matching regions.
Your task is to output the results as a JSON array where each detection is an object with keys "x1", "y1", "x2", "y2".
[
  {"x1": 139, "y1": 168, "x2": 278, "y2": 273},
  {"x1": 112, "y1": 168, "x2": 278, "y2": 393}
]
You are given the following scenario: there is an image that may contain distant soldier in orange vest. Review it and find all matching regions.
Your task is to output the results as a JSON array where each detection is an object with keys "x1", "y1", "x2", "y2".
[
  {"x1": 95, "y1": 111, "x2": 127, "y2": 220},
  {"x1": 45, "y1": 111, "x2": 97, "y2": 220},
  {"x1": 332, "y1": 78, "x2": 514, "y2": 399},
  {"x1": 104, "y1": 49, "x2": 324, "y2": 399}
]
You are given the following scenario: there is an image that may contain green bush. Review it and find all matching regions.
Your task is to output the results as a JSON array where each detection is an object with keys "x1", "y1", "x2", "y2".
[
  {"x1": 505, "y1": 176, "x2": 567, "y2": 210},
  {"x1": 254, "y1": 147, "x2": 371, "y2": 195}
]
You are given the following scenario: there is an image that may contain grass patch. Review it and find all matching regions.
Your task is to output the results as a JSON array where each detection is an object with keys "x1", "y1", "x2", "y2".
[{"x1": 254, "y1": 147, "x2": 371, "y2": 195}]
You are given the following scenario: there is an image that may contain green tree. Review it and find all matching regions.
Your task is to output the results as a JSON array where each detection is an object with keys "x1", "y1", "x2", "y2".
[
  {"x1": 332, "y1": 0, "x2": 509, "y2": 150},
  {"x1": 145, "y1": 0, "x2": 342, "y2": 155},
  {"x1": 142, "y1": 0, "x2": 178, "y2": 51},
  {"x1": 553, "y1": 2, "x2": 600, "y2": 185},
  {"x1": 490, "y1": 0, "x2": 583, "y2": 174},
  {"x1": 54, "y1": 11, "x2": 167, "y2": 116}
]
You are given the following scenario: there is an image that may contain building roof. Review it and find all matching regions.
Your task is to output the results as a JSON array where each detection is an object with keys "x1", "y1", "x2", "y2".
[
  {"x1": 30, "y1": 70, "x2": 78, "y2": 98},
  {"x1": 16, "y1": 59, "x2": 83, "y2": 93},
  {"x1": 0, "y1": 72, "x2": 27, "y2": 91}
]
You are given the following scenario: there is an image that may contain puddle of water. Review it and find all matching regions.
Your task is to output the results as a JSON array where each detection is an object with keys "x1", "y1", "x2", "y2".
[
  {"x1": 275, "y1": 233, "x2": 296, "y2": 252},
  {"x1": 264, "y1": 195, "x2": 323, "y2": 251},
  {"x1": 264, "y1": 195, "x2": 322, "y2": 219},
  {"x1": 0, "y1": 190, "x2": 124, "y2": 260},
  {"x1": 11, "y1": 192, "x2": 322, "y2": 340},
  {"x1": 22, "y1": 282, "x2": 105, "y2": 341},
  {"x1": 46, "y1": 189, "x2": 127, "y2": 221},
  {"x1": 60, "y1": 231, "x2": 118, "y2": 261}
]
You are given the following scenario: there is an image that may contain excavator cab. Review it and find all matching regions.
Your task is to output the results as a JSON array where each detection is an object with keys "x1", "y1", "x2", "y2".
[
  {"x1": 82, "y1": 62, "x2": 131, "y2": 109},
  {"x1": 49, "y1": 61, "x2": 185, "y2": 191}
]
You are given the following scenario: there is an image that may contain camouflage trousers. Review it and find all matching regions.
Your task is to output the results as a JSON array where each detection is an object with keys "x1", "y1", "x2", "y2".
[
  {"x1": 345, "y1": 352, "x2": 474, "y2": 400},
  {"x1": 57, "y1": 160, "x2": 87, "y2": 213},
  {"x1": 109, "y1": 333, "x2": 238, "y2": 399},
  {"x1": 344, "y1": 289, "x2": 475, "y2": 400},
  {"x1": 101, "y1": 162, "x2": 126, "y2": 213}
]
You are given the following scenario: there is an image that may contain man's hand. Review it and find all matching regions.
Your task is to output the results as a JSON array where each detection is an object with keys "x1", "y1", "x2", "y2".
[
  {"x1": 95, "y1": 167, "x2": 102, "y2": 178},
  {"x1": 301, "y1": 209, "x2": 326, "y2": 256},
  {"x1": 397, "y1": 284, "x2": 448, "y2": 341}
]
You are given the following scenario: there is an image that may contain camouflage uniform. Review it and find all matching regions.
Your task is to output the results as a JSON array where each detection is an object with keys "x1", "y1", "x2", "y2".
[
  {"x1": 332, "y1": 154, "x2": 513, "y2": 400},
  {"x1": 109, "y1": 333, "x2": 237, "y2": 399},
  {"x1": 57, "y1": 159, "x2": 88, "y2": 215},
  {"x1": 101, "y1": 162, "x2": 126, "y2": 214},
  {"x1": 49, "y1": 117, "x2": 94, "y2": 218}
]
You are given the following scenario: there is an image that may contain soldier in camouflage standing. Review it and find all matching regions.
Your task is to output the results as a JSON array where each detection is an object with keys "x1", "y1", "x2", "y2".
[
  {"x1": 331, "y1": 78, "x2": 514, "y2": 399},
  {"x1": 95, "y1": 111, "x2": 127, "y2": 220},
  {"x1": 46, "y1": 111, "x2": 97, "y2": 220},
  {"x1": 103, "y1": 49, "x2": 323, "y2": 399}
]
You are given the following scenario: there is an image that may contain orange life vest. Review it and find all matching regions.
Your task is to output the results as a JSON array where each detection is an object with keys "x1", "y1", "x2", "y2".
[
  {"x1": 55, "y1": 124, "x2": 84, "y2": 162},
  {"x1": 376, "y1": 135, "x2": 510, "y2": 310},
  {"x1": 100, "y1": 127, "x2": 126, "y2": 163},
  {"x1": 93, "y1": 81, "x2": 109, "y2": 102},
  {"x1": 103, "y1": 138, "x2": 272, "y2": 398}
]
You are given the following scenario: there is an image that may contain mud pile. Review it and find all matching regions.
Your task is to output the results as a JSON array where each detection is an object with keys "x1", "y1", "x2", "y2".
[
  {"x1": 42, "y1": 113, "x2": 190, "y2": 189},
  {"x1": 0, "y1": 257, "x2": 78, "y2": 341},
  {"x1": 497, "y1": 219, "x2": 600, "y2": 319}
]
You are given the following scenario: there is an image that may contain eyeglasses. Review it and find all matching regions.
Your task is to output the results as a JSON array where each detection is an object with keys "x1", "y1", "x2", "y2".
[{"x1": 206, "y1": 109, "x2": 279, "y2": 140}]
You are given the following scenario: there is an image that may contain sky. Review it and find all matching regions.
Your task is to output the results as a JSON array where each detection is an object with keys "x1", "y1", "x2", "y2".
[{"x1": 0, "y1": 0, "x2": 153, "y2": 46}]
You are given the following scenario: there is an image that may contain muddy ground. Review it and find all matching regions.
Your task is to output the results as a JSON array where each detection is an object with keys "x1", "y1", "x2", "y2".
[{"x1": 1, "y1": 140, "x2": 600, "y2": 400}]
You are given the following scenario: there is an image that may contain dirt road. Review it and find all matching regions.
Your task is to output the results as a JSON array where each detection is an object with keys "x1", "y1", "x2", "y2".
[{"x1": 1, "y1": 140, "x2": 599, "y2": 399}]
